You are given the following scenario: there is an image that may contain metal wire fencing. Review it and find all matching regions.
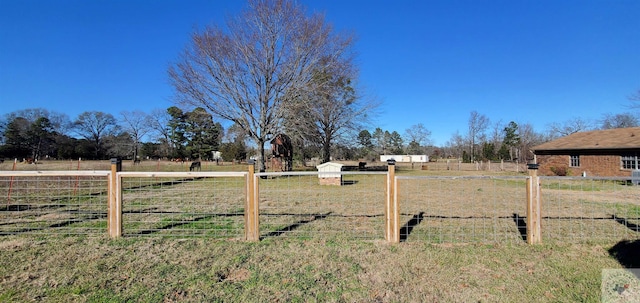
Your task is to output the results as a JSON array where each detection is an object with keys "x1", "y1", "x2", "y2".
[
  {"x1": 540, "y1": 176, "x2": 640, "y2": 242},
  {"x1": 2, "y1": 169, "x2": 638, "y2": 244},
  {"x1": 397, "y1": 176, "x2": 528, "y2": 243},
  {"x1": 256, "y1": 171, "x2": 387, "y2": 240},
  {"x1": 0, "y1": 171, "x2": 109, "y2": 236},
  {"x1": 119, "y1": 172, "x2": 247, "y2": 238}
]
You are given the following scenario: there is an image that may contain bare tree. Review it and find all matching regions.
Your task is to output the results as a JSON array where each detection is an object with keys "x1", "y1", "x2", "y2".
[
  {"x1": 546, "y1": 117, "x2": 594, "y2": 139},
  {"x1": 4, "y1": 108, "x2": 71, "y2": 135},
  {"x1": 404, "y1": 123, "x2": 432, "y2": 153},
  {"x1": 147, "y1": 108, "x2": 173, "y2": 158},
  {"x1": 445, "y1": 131, "x2": 465, "y2": 159},
  {"x1": 148, "y1": 109, "x2": 170, "y2": 143},
  {"x1": 120, "y1": 110, "x2": 151, "y2": 162},
  {"x1": 169, "y1": 0, "x2": 352, "y2": 171},
  {"x1": 222, "y1": 122, "x2": 249, "y2": 144},
  {"x1": 467, "y1": 111, "x2": 489, "y2": 162},
  {"x1": 74, "y1": 111, "x2": 118, "y2": 159},
  {"x1": 600, "y1": 112, "x2": 639, "y2": 129},
  {"x1": 517, "y1": 122, "x2": 544, "y2": 162}
]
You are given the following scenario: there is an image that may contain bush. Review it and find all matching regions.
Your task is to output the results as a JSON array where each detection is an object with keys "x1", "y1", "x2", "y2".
[{"x1": 550, "y1": 166, "x2": 568, "y2": 176}]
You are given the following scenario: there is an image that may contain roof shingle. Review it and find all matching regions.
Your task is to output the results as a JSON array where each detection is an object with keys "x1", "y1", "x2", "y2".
[{"x1": 533, "y1": 127, "x2": 640, "y2": 151}]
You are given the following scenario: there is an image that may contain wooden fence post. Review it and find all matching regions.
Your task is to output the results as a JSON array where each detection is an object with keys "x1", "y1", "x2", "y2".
[
  {"x1": 385, "y1": 160, "x2": 399, "y2": 243},
  {"x1": 6, "y1": 159, "x2": 17, "y2": 206},
  {"x1": 526, "y1": 164, "x2": 542, "y2": 244},
  {"x1": 108, "y1": 158, "x2": 122, "y2": 238},
  {"x1": 245, "y1": 160, "x2": 260, "y2": 241}
]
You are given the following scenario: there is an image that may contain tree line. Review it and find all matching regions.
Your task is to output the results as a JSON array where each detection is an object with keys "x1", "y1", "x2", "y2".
[
  {"x1": 441, "y1": 110, "x2": 639, "y2": 164},
  {"x1": 0, "y1": 106, "x2": 423, "y2": 164},
  {"x1": 2, "y1": 105, "x2": 637, "y2": 165},
  {"x1": 0, "y1": 107, "x2": 224, "y2": 162}
]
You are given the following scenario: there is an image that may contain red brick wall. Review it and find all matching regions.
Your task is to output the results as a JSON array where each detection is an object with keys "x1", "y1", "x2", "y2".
[
  {"x1": 537, "y1": 154, "x2": 631, "y2": 177},
  {"x1": 537, "y1": 155, "x2": 569, "y2": 176}
]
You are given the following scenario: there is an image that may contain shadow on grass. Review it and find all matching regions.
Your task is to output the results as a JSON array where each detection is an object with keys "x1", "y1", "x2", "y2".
[
  {"x1": 608, "y1": 239, "x2": 640, "y2": 279},
  {"x1": 341, "y1": 180, "x2": 359, "y2": 185},
  {"x1": 134, "y1": 213, "x2": 244, "y2": 235},
  {"x1": 512, "y1": 213, "x2": 527, "y2": 242},
  {"x1": 612, "y1": 215, "x2": 640, "y2": 232},
  {"x1": 510, "y1": 213, "x2": 620, "y2": 243},
  {"x1": 0, "y1": 208, "x2": 187, "y2": 236},
  {"x1": 1, "y1": 203, "x2": 79, "y2": 212},
  {"x1": 400, "y1": 212, "x2": 425, "y2": 242},
  {"x1": 0, "y1": 213, "x2": 107, "y2": 236},
  {"x1": 261, "y1": 212, "x2": 332, "y2": 240},
  {"x1": 0, "y1": 204, "x2": 32, "y2": 211},
  {"x1": 3, "y1": 178, "x2": 204, "y2": 210}
]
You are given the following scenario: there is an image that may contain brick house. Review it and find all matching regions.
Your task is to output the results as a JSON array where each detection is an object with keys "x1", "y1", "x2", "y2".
[{"x1": 532, "y1": 127, "x2": 640, "y2": 177}]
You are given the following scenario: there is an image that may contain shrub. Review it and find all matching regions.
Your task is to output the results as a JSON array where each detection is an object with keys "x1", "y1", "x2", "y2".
[{"x1": 550, "y1": 166, "x2": 568, "y2": 176}]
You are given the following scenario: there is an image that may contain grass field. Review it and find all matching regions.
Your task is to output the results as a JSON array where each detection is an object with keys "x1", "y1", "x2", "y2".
[
  {"x1": 1, "y1": 160, "x2": 639, "y2": 302},
  {"x1": 1, "y1": 235, "x2": 638, "y2": 302}
]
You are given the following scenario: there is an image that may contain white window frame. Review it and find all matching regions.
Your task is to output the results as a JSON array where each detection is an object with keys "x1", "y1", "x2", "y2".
[
  {"x1": 621, "y1": 153, "x2": 639, "y2": 170},
  {"x1": 570, "y1": 155, "x2": 580, "y2": 167}
]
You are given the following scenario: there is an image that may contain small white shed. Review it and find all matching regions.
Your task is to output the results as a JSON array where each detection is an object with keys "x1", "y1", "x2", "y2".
[{"x1": 316, "y1": 162, "x2": 344, "y2": 186}]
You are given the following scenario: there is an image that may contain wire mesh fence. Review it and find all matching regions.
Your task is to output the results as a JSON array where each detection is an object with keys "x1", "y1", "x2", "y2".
[
  {"x1": 419, "y1": 160, "x2": 528, "y2": 172},
  {"x1": 0, "y1": 159, "x2": 252, "y2": 173},
  {"x1": 119, "y1": 172, "x2": 247, "y2": 238},
  {"x1": 397, "y1": 176, "x2": 528, "y2": 243},
  {"x1": 0, "y1": 171, "x2": 109, "y2": 236},
  {"x1": 256, "y1": 171, "x2": 387, "y2": 240},
  {"x1": 540, "y1": 176, "x2": 640, "y2": 242},
  {"x1": 1, "y1": 169, "x2": 638, "y2": 243}
]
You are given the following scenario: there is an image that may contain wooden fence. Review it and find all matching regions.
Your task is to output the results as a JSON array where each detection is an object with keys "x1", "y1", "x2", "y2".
[
  {"x1": 0, "y1": 159, "x2": 556, "y2": 244},
  {"x1": 2, "y1": 159, "x2": 638, "y2": 243}
]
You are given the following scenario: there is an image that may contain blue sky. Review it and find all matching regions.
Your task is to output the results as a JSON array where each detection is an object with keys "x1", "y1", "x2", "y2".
[{"x1": 1, "y1": 0, "x2": 639, "y2": 145}]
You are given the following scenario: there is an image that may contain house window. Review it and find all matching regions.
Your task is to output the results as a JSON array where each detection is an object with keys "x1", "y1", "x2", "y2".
[
  {"x1": 570, "y1": 155, "x2": 580, "y2": 167},
  {"x1": 622, "y1": 153, "x2": 639, "y2": 170}
]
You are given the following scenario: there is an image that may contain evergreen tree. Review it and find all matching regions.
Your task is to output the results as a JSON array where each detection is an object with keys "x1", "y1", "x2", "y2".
[
  {"x1": 502, "y1": 121, "x2": 520, "y2": 161},
  {"x1": 389, "y1": 131, "x2": 404, "y2": 154}
]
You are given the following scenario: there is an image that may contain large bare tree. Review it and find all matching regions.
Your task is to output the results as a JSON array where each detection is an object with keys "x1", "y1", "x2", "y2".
[
  {"x1": 73, "y1": 111, "x2": 118, "y2": 159},
  {"x1": 169, "y1": 0, "x2": 352, "y2": 171}
]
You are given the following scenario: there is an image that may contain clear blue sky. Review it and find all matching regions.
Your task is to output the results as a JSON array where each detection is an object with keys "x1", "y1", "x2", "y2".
[{"x1": 1, "y1": 0, "x2": 639, "y2": 145}]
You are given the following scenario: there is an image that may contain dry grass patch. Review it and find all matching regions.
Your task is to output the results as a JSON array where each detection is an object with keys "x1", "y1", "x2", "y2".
[{"x1": 0, "y1": 235, "x2": 633, "y2": 302}]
